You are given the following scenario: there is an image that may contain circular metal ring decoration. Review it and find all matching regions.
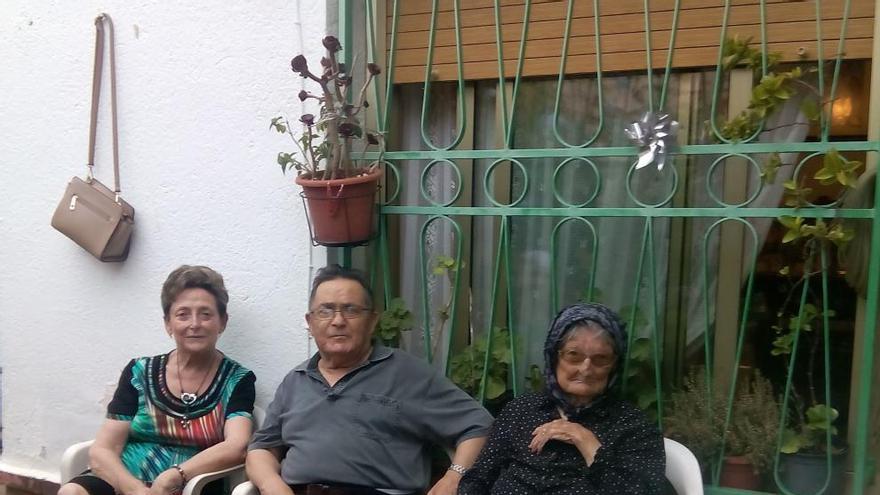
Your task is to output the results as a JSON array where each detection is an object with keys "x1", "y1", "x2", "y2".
[
  {"x1": 706, "y1": 154, "x2": 764, "y2": 207},
  {"x1": 374, "y1": 160, "x2": 401, "y2": 206},
  {"x1": 792, "y1": 152, "x2": 843, "y2": 208},
  {"x1": 420, "y1": 159, "x2": 463, "y2": 207},
  {"x1": 625, "y1": 159, "x2": 679, "y2": 208},
  {"x1": 553, "y1": 158, "x2": 601, "y2": 207},
  {"x1": 484, "y1": 158, "x2": 529, "y2": 207}
]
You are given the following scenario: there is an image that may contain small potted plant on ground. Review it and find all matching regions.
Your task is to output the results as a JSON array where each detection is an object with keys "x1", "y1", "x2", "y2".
[
  {"x1": 777, "y1": 401, "x2": 846, "y2": 495},
  {"x1": 721, "y1": 370, "x2": 781, "y2": 490},
  {"x1": 664, "y1": 368, "x2": 780, "y2": 490},
  {"x1": 271, "y1": 36, "x2": 383, "y2": 246},
  {"x1": 770, "y1": 284, "x2": 849, "y2": 494},
  {"x1": 664, "y1": 368, "x2": 723, "y2": 479}
]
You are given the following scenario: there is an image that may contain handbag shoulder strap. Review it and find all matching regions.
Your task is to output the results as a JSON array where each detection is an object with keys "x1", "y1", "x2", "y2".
[{"x1": 87, "y1": 13, "x2": 121, "y2": 197}]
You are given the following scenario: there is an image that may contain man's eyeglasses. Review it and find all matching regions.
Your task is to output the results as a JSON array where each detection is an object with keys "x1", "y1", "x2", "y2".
[
  {"x1": 309, "y1": 304, "x2": 372, "y2": 320},
  {"x1": 557, "y1": 349, "x2": 616, "y2": 368}
]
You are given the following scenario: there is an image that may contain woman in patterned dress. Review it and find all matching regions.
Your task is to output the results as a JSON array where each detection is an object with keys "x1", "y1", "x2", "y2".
[
  {"x1": 458, "y1": 303, "x2": 665, "y2": 494},
  {"x1": 58, "y1": 265, "x2": 256, "y2": 495}
]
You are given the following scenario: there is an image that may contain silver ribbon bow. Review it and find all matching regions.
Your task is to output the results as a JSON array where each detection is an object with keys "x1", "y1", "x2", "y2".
[{"x1": 625, "y1": 112, "x2": 679, "y2": 171}]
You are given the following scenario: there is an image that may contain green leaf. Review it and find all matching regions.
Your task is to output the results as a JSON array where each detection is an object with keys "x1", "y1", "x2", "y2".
[
  {"x1": 637, "y1": 390, "x2": 657, "y2": 410},
  {"x1": 782, "y1": 228, "x2": 801, "y2": 244},
  {"x1": 629, "y1": 338, "x2": 653, "y2": 361},
  {"x1": 800, "y1": 98, "x2": 822, "y2": 122},
  {"x1": 485, "y1": 376, "x2": 507, "y2": 400},
  {"x1": 270, "y1": 116, "x2": 287, "y2": 133},
  {"x1": 277, "y1": 152, "x2": 302, "y2": 174},
  {"x1": 376, "y1": 298, "x2": 414, "y2": 347},
  {"x1": 781, "y1": 428, "x2": 806, "y2": 454},
  {"x1": 722, "y1": 54, "x2": 740, "y2": 71},
  {"x1": 450, "y1": 327, "x2": 512, "y2": 400},
  {"x1": 761, "y1": 153, "x2": 782, "y2": 184},
  {"x1": 771, "y1": 333, "x2": 793, "y2": 355},
  {"x1": 813, "y1": 168, "x2": 835, "y2": 181},
  {"x1": 778, "y1": 216, "x2": 801, "y2": 229},
  {"x1": 526, "y1": 364, "x2": 545, "y2": 392},
  {"x1": 805, "y1": 404, "x2": 839, "y2": 429},
  {"x1": 438, "y1": 255, "x2": 456, "y2": 269}
]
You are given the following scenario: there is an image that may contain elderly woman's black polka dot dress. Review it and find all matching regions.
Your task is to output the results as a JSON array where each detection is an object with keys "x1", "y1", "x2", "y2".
[
  {"x1": 458, "y1": 303, "x2": 665, "y2": 494},
  {"x1": 458, "y1": 392, "x2": 665, "y2": 494}
]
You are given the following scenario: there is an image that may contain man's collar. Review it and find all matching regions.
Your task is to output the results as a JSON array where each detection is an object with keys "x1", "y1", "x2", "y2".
[{"x1": 294, "y1": 342, "x2": 393, "y2": 372}]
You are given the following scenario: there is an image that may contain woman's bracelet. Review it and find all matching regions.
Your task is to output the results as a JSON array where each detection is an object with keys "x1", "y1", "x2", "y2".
[{"x1": 171, "y1": 464, "x2": 188, "y2": 485}]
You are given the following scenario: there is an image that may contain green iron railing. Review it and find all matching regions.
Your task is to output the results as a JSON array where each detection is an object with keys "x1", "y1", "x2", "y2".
[{"x1": 337, "y1": 0, "x2": 879, "y2": 493}]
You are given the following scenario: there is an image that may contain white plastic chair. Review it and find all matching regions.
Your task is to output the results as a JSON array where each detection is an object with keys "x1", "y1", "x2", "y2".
[
  {"x1": 664, "y1": 438, "x2": 704, "y2": 495},
  {"x1": 226, "y1": 445, "x2": 459, "y2": 495},
  {"x1": 231, "y1": 437, "x2": 704, "y2": 495},
  {"x1": 231, "y1": 480, "x2": 258, "y2": 495},
  {"x1": 61, "y1": 407, "x2": 265, "y2": 495}
]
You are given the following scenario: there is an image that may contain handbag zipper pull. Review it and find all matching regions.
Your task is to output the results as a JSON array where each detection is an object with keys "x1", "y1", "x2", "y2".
[{"x1": 69, "y1": 195, "x2": 78, "y2": 210}]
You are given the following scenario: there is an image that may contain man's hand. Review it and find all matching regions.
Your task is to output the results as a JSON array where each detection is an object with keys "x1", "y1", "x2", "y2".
[
  {"x1": 427, "y1": 470, "x2": 462, "y2": 495},
  {"x1": 528, "y1": 419, "x2": 601, "y2": 465},
  {"x1": 255, "y1": 478, "x2": 296, "y2": 495},
  {"x1": 246, "y1": 448, "x2": 294, "y2": 495}
]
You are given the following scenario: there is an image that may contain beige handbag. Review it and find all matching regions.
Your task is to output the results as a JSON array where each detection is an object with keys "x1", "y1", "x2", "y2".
[{"x1": 52, "y1": 14, "x2": 135, "y2": 262}]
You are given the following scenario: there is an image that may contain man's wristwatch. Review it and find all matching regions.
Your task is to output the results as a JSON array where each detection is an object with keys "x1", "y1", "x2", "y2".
[{"x1": 448, "y1": 463, "x2": 468, "y2": 476}]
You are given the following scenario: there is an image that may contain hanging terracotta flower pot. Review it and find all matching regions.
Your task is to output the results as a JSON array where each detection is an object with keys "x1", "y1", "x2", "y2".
[
  {"x1": 296, "y1": 167, "x2": 382, "y2": 246},
  {"x1": 271, "y1": 35, "x2": 386, "y2": 248}
]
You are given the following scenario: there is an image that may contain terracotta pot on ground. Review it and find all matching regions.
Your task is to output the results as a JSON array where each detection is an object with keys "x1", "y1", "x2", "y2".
[
  {"x1": 719, "y1": 456, "x2": 762, "y2": 490},
  {"x1": 296, "y1": 167, "x2": 382, "y2": 247}
]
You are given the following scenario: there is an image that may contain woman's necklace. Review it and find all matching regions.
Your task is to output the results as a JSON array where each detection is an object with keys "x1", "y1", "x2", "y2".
[{"x1": 175, "y1": 351, "x2": 216, "y2": 429}]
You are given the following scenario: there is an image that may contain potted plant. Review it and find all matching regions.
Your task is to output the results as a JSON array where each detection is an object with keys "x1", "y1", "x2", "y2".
[
  {"x1": 271, "y1": 35, "x2": 383, "y2": 246},
  {"x1": 772, "y1": 305, "x2": 847, "y2": 494},
  {"x1": 664, "y1": 368, "x2": 780, "y2": 490},
  {"x1": 776, "y1": 402, "x2": 845, "y2": 494},
  {"x1": 715, "y1": 36, "x2": 860, "y2": 494},
  {"x1": 721, "y1": 370, "x2": 781, "y2": 490},
  {"x1": 769, "y1": 222, "x2": 854, "y2": 495}
]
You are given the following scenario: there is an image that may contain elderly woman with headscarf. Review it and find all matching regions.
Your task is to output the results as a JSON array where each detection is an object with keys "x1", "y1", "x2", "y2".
[{"x1": 458, "y1": 303, "x2": 665, "y2": 494}]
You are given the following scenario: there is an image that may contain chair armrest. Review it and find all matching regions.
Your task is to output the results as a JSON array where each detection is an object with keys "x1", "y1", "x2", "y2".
[
  {"x1": 230, "y1": 481, "x2": 258, "y2": 495},
  {"x1": 181, "y1": 465, "x2": 246, "y2": 495},
  {"x1": 60, "y1": 440, "x2": 95, "y2": 483}
]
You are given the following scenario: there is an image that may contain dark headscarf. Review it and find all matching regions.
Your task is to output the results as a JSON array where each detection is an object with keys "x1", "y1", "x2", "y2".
[{"x1": 543, "y1": 303, "x2": 628, "y2": 416}]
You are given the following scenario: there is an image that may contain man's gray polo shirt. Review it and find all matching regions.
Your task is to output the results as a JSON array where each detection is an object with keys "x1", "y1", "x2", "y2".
[{"x1": 249, "y1": 345, "x2": 493, "y2": 492}]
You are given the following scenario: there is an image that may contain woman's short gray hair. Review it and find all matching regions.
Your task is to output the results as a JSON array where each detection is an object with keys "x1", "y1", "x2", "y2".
[{"x1": 161, "y1": 265, "x2": 229, "y2": 320}]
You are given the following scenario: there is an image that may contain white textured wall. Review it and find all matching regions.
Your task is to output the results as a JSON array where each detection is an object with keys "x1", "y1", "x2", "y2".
[{"x1": 0, "y1": 0, "x2": 328, "y2": 480}]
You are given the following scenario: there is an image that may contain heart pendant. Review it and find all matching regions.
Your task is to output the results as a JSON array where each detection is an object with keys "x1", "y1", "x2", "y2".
[{"x1": 181, "y1": 392, "x2": 197, "y2": 405}]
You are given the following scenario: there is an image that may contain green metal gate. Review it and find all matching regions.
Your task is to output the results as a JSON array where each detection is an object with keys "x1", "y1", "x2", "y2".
[{"x1": 336, "y1": 1, "x2": 880, "y2": 493}]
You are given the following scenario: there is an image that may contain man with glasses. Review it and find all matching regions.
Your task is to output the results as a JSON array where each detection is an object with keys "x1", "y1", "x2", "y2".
[{"x1": 246, "y1": 265, "x2": 492, "y2": 495}]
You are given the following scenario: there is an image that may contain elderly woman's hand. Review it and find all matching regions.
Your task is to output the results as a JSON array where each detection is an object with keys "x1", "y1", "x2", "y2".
[
  {"x1": 149, "y1": 469, "x2": 184, "y2": 495},
  {"x1": 529, "y1": 419, "x2": 602, "y2": 466}
]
